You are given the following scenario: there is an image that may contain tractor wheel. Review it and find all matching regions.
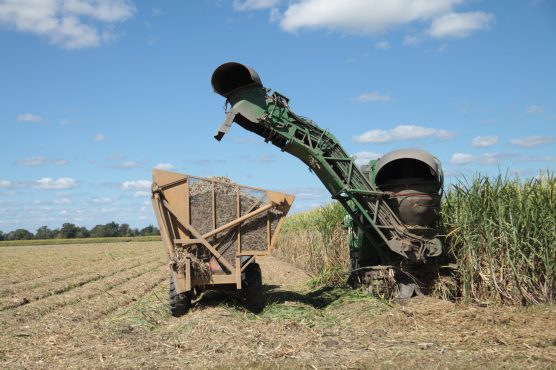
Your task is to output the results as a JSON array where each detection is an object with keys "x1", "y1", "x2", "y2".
[
  {"x1": 168, "y1": 274, "x2": 191, "y2": 317},
  {"x1": 242, "y1": 262, "x2": 264, "y2": 313}
]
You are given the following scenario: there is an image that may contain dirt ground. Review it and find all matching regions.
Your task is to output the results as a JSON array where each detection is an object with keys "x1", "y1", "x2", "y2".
[{"x1": 1, "y1": 242, "x2": 555, "y2": 369}]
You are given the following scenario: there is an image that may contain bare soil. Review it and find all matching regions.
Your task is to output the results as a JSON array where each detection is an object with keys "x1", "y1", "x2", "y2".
[{"x1": 1, "y1": 242, "x2": 555, "y2": 369}]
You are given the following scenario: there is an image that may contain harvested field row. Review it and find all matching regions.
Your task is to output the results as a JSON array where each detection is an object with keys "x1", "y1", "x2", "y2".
[
  {"x1": 0, "y1": 248, "x2": 161, "y2": 296},
  {"x1": 0, "y1": 258, "x2": 164, "y2": 322},
  {"x1": 0, "y1": 246, "x2": 160, "y2": 297},
  {"x1": 1, "y1": 242, "x2": 555, "y2": 369},
  {"x1": 0, "y1": 242, "x2": 162, "y2": 285},
  {"x1": 91, "y1": 257, "x2": 556, "y2": 369},
  {"x1": 72, "y1": 268, "x2": 167, "y2": 322},
  {"x1": 0, "y1": 255, "x2": 162, "y2": 311},
  {"x1": 0, "y1": 246, "x2": 162, "y2": 289},
  {"x1": 1, "y1": 267, "x2": 168, "y2": 367}
]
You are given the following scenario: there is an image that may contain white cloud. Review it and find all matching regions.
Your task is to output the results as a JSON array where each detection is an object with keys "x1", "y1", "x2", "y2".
[
  {"x1": 235, "y1": 1, "x2": 493, "y2": 43},
  {"x1": 34, "y1": 177, "x2": 77, "y2": 189},
  {"x1": 510, "y1": 136, "x2": 555, "y2": 148},
  {"x1": 256, "y1": 154, "x2": 273, "y2": 163},
  {"x1": 450, "y1": 152, "x2": 517, "y2": 165},
  {"x1": 59, "y1": 118, "x2": 75, "y2": 125},
  {"x1": 16, "y1": 156, "x2": 47, "y2": 166},
  {"x1": 118, "y1": 160, "x2": 139, "y2": 169},
  {"x1": 352, "y1": 151, "x2": 382, "y2": 167},
  {"x1": 353, "y1": 125, "x2": 455, "y2": 143},
  {"x1": 94, "y1": 133, "x2": 107, "y2": 141},
  {"x1": 53, "y1": 197, "x2": 71, "y2": 204},
  {"x1": 375, "y1": 40, "x2": 390, "y2": 49},
  {"x1": 428, "y1": 12, "x2": 494, "y2": 39},
  {"x1": 233, "y1": 0, "x2": 281, "y2": 11},
  {"x1": 285, "y1": 187, "x2": 328, "y2": 201},
  {"x1": 186, "y1": 159, "x2": 227, "y2": 167},
  {"x1": 90, "y1": 196, "x2": 114, "y2": 204},
  {"x1": 355, "y1": 91, "x2": 391, "y2": 103},
  {"x1": 269, "y1": 7, "x2": 281, "y2": 22},
  {"x1": 241, "y1": 154, "x2": 274, "y2": 164},
  {"x1": 0, "y1": 0, "x2": 135, "y2": 49},
  {"x1": 15, "y1": 156, "x2": 68, "y2": 166},
  {"x1": 0, "y1": 180, "x2": 12, "y2": 188},
  {"x1": 471, "y1": 135, "x2": 498, "y2": 148},
  {"x1": 450, "y1": 153, "x2": 474, "y2": 165},
  {"x1": 154, "y1": 163, "x2": 175, "y2": 171},
  {"x1": 280, "y1": 0, "x2": 461, "y2": 35},
  {"x1": 527, "y1": 105, "x2": 544, "y2": 115},
  {"x1": 17, "y1": 113, "x2": 43, "y2": 122},
  {"x1": 102, "y1": 156, "x2": 143, "y2": 170},
  {"x1": 403, "y1": 33, "x2": 423, "y2": 46},
  {"x1": 519, "y1": 155, "x2": 550, "y2": 163},
  {"x1": 133, "y1": 191, "x2": 150, "y2": 197},
  {"x1": 121, "y1": 180, "x2": 151, "y2": 191}
]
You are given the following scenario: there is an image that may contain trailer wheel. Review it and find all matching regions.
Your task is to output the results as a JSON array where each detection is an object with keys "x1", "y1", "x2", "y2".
[
  {"x1": 242, "y1": 262, "x2": 264, "y2": 313},
  {"x1": 169, "y1": 274, "x2": 191, "y2": 317}
]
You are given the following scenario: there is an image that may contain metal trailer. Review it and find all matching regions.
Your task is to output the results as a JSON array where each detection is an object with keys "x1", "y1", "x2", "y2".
[{"x1": 151, "y1": 169, "x2": 294, "y2": 315}]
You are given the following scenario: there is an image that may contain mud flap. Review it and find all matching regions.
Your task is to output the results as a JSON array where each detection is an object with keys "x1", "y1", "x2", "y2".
[
  {"x1": 397, "y1": 283, "x2": 424, "y2": 299},
  {"x1": 214, "y1": 109, "x2": 237, "y2": 141}
]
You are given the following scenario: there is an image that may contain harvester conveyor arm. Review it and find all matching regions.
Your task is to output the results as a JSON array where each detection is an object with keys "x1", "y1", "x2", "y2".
[{"x1": 211, "y1": 63, "x2": 437, "y2": 263}]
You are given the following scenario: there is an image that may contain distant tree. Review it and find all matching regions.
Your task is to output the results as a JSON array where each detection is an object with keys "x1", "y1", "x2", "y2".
[
  {"x1": 35, "y1": 226, "x2": 54, "y2": 240},
  {"x1": 1, "y1": 222, "x2": 160, "y2": 241},
  {"x1": 59, "y1": 223, "x2": 79, "y2": 239},
  {"x1": 139, "y1": 225, "x2": 160, "y2": 236},
  {"x1": 7, "y1": 229, "x2": 34, "y2": 240},
  {"x1": 118, "y1": 223, "x2": 132, "y2": 237},
  {"x1": 50, "y1": 228, "x2": 61, "y2": 239},
  {"x1": 75, "y1": 227, "x2": 90, "y2": 238},
  {"x1": 90, "y1": 222, "x2": 121, "y2": 238},
  {"x1": 90, "y1": 225, "x2": 106, "y2": 238},
  {"x1": 103, "y1": 222, "x2": 120, "y2": 237}
]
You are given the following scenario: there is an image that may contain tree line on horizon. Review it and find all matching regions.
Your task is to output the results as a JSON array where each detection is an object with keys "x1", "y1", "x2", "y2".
[{"x1": 0, "y1": 222, "x2": 160, "y2": 241}]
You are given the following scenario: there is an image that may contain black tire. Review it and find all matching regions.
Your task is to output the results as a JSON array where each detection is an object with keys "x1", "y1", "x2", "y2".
[
  {"x1": 242, "y1": 262, "x2": 264, "y2": 313},
  {"x1": 169, "y1": 275, "x2": 191, "y2": 317}
]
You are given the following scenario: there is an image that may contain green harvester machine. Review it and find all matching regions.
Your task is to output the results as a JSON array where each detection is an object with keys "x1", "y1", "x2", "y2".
[{"x1": 211, "y1": 62, "x2": 452, "y2": 298}]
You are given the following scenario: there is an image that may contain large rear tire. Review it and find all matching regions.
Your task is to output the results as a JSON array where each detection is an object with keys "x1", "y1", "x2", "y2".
[
  {"x1": 242, "y1": 262, "x2": 264, "y2": 313},
  {"x1": 169, "y1": 274, "x2": 191, "y2": 317}
]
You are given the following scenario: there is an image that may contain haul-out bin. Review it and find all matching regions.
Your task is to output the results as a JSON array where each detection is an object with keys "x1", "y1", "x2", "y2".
[{"x1": 151, "y1": 169, "x2": 294, "y2": 315}]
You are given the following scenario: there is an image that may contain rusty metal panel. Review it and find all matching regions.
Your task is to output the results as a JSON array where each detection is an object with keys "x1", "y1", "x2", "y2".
[{"x1": 151, "y1": 169, "x2": 294, "y2": 294}]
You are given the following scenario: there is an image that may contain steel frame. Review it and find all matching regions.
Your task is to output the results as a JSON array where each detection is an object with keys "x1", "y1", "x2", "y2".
[{"x1": 151, "y1": 169, "x2": 294, "y2": 294}]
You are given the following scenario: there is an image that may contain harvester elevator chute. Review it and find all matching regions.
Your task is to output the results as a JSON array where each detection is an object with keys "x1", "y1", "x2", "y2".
[{"x1": 211, "y1": 62, "x2": 448, "y2": 298}]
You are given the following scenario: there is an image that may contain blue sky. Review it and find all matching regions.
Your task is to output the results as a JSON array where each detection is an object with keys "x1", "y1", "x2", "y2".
[{"x1": 1, "y1": 0, "x2": 555, "y2": 232}]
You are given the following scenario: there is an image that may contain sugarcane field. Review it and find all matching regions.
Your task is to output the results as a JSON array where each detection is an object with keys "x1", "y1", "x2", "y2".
[
  {"x1": 1, "y1": 1, "x2": 555, "y2": 369},
  {"x1": 0, "y1": 238, "x2": 554, "y2": 369}
]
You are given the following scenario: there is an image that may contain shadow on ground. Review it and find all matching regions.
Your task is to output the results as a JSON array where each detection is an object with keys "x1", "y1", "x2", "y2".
[{"x1": 194, "y1": 285, "x2": 348, "y2": 313}]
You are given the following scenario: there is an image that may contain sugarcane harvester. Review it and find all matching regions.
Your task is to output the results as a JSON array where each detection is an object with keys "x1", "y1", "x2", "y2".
[{"x1": 211, "y1": 62, "x2": 446, "y2": 298}]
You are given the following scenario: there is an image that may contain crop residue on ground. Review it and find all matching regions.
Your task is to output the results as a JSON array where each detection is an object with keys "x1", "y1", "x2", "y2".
[{"x1": 1, "y1": 242, "x2": 555, "y2": 369}]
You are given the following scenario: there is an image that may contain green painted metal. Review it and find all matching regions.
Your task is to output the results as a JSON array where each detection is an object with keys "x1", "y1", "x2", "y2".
[{"x1": 212, "y1": 62, "x2": 442, "y2": 267}]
